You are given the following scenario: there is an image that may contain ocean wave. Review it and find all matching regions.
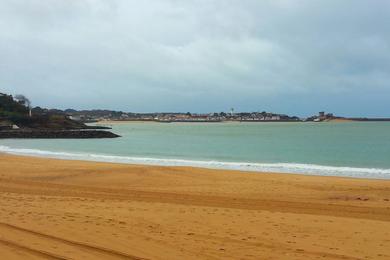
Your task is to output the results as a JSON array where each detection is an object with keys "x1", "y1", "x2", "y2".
[{"x1": 1, "y1": 145, "x2": 389, "y2": 179}]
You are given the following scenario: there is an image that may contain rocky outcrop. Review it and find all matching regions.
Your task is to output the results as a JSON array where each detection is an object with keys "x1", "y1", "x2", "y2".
[{"x1": 0, "y1": 130, "x2": 120, "y2": 139}]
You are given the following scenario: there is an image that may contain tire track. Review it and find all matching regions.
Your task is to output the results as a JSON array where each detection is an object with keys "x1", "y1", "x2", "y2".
[
  {"x1": 0, "y1": 238, "x2": 69, "y2": 260},
  {"x1": 0, "y1": 222, "x2": 147, "y2": 260}
]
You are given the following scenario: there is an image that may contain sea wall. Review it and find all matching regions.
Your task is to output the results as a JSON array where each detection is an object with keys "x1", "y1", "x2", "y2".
[{"x1": 0, "y1": 130, "x2": 120, "y2": 139}]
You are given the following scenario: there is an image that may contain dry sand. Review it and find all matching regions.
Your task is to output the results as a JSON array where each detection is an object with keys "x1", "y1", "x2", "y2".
[
  {"x1": 0, "y1": 153, "x2": 389, "y2": 259},
  {"x1": 326, "y1": 118, "x2": 355, "y2": 123}
]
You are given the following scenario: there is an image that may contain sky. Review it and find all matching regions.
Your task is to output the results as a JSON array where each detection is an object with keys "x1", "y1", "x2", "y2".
[{"x1": 0, "y1": 0, "x2": 389, "y2": 117}]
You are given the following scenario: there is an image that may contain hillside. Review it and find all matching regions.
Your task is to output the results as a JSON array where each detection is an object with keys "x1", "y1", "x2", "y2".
[
  {"x1": 0, "y1": 93, "x2": 88, "y2": 130},
  {"x1": 0, "y1": 93, "x2": 29, "y2": 117}
]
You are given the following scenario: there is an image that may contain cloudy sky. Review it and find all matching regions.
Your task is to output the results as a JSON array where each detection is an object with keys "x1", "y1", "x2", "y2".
[{"x1": 0, "y1": 0, "x2": 389, "y2": 116}]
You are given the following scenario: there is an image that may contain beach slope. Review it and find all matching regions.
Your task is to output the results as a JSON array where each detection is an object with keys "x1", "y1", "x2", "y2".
[{"x1": 0, "y1": 154, "x2": 389, "y2": 259}]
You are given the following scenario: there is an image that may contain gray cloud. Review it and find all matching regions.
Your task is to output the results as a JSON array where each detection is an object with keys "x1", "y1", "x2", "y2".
[{"x1": 0, "y1": 0, "x2": 389, "y2": 116}]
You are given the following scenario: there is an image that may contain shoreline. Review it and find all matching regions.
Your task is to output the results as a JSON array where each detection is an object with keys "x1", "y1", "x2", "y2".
[
  {"x1": 0, "y1": 145, "x2": 389, "y2": 180},
  {"x1": 95, "y1": 119, "x2": 390, "y2": 125},
  {"x1": 2, "y1": 151, "x2": 390, "y2": 182},
  {"x1": 0, "y1": 153, "x2": 389, "y2": 259}
]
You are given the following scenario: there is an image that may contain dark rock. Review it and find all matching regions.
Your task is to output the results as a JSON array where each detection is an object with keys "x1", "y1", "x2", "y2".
[
  {"x1": 0, "y1": 129, "x2": 120, "y2": 139},
  {"x1": 82, "y1": 125, "x2": 112, "y2": 130}
]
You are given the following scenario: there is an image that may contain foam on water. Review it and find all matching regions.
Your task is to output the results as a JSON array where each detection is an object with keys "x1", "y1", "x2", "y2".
[{"x1": 1, "y1": 145, "x2": 389, "y2": 179}]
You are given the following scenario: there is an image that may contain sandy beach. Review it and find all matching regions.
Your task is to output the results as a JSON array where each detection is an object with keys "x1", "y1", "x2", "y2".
[{"x1": 0, "y1": 153, "x2": 389, "y2": 259}]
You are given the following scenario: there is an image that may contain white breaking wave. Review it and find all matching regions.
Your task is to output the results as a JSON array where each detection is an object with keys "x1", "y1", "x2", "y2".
[{"x1": 0, "y1": 145, "x2": 389, "y2": 179}]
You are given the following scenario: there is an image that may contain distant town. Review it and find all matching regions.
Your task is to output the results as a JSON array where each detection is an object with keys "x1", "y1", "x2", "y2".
[{"x1": 31, "y1": 107, "x2": 390, "y2": 123}]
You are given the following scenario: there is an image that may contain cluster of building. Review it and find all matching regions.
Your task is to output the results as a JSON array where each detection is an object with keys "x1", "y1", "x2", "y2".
[
  {"x1": 64, "y1": 110, "x2": 301, "y2": 123},
  {"x1": 26, "y1": 106, "x2": 345, "y2": 124},
  {"x1": 305, "y1": 111, "x2": 335, "y2": 122}
]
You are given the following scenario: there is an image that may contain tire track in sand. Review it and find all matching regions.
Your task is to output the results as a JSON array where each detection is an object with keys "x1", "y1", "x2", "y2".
[
  {"x1": 0, "y1": 238, "x2": 68, "y2": 260},
  {"x1": 0, "y1": 222, "x2": 147, "y2": 260}
]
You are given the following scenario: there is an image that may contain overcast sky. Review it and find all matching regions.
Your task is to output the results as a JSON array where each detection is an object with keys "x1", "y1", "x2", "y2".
[{"x1": 0, "y1": 0, "x2": 389, "y2": 116}]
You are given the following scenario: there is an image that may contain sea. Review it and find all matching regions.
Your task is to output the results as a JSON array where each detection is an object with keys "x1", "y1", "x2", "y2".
[{"x1": 1, "y1": 122, "x2": 390, "y2": 179}]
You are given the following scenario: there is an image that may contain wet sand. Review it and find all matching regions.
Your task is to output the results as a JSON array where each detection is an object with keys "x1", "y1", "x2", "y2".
[{"x1": 0, "y1": 153, "x2": 389, "y2": 259}]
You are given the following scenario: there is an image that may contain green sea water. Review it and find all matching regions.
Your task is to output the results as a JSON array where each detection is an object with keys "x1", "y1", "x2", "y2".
[{"x1": 1, "y1": 122, "x2": 390, "y2": 178}]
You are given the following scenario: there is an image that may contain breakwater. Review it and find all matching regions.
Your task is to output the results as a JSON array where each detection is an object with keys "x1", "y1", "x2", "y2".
[{"x1": 0, "y1": 130, "x2": 120, "y2": 139}]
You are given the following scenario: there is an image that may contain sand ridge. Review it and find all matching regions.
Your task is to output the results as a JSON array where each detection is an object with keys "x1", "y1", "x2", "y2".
[{"x1": 0, "y1": 154, "x2": 389, "y2": 259}]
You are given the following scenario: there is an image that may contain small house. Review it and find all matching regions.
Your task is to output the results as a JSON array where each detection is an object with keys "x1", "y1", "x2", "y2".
[{"x1": 0, "y1": 120, "x2": 13, "y2": 130}]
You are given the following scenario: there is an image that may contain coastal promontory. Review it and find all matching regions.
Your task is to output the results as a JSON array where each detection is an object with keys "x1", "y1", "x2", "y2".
[{"x1": 0, "y1": 93, "x2": 120, "y2": 139}]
